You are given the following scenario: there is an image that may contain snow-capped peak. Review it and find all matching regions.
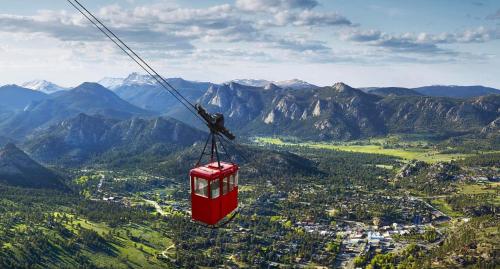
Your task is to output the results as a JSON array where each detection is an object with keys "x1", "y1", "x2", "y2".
[
  {"x1": 230, "y1": 79, "x2": 272, "y2": 87},
  {"x1": 98, "y1": 77, "x2": 125, "y2": 90},
  {"x1": 275, "y1": 79, "x2": 319, "y2": 90},
  {"x1": 98, "y1": 72, "x2": 158, "y2": 90},
  {"x1": 229, "y1": 78, "x2": 318, "y2": 90},
  {"x1": 22, "y1": 80, "x2": 68, "y2": 94},
  {"x1": 123, "y1": 72, "x2": 158, "y2": 86}
]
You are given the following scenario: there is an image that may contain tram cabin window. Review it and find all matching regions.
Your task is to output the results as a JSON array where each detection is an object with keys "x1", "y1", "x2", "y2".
[
  {"x1": 222, "y1": 176, "x2": 230, "y2": 195},
  {"x1": 230, "y1": 172, "x2": 238, "y2": 190},
  {"x1": 194, "y1": 177, "x2": 208, "y2": 197},
  {"x1": 210, "y1": 179, "x2": 220, "y2": 199}
]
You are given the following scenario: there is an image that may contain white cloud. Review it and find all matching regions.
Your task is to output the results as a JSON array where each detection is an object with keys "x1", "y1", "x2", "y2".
[
  {"x1": 341, "y1": 27, "x2": 500, "y2": 54},
  {"x1": 235, "y1": 0, "x2": 318, "y2": 12},
  {"x1": 1, "y1": 1, "x2": 499, "y2": 88},
  {"x1": 0, "y1": 1, "x2": 350, "y2": 57},
  {"x1": 272, "y1": 10, "x2": 352, "y2": 26}
]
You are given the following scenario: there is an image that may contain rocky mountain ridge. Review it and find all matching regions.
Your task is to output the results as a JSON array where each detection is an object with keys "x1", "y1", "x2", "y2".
[
  {"x1": 23, "y1": 113, "x2": 206, "y2": 165},
  {"x1": 192, "y1": 82, "x2": 500, "y2": 140},
  {"x1": 0, "y1": 143, "x2": 67, "y2": 190}
]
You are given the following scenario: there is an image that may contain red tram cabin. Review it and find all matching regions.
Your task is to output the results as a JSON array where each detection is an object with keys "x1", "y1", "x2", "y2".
[{"x1": 189, "y1": 162, "x2": 239, "y2": 225}]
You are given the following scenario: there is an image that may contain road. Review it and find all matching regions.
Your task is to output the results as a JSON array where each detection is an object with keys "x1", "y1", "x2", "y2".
[
  {"x1": 97, "y1": 174, "x2": 105, "y2": 193},
  {"x1": 160, "y1": 244, "x2": 176, "y2": 260},
  {"x1": 144, "y1": 199, "x2": 167, "y2": 216},
  {"x1": 410, "y1": 196, "x2": 450, "y2": 219}
]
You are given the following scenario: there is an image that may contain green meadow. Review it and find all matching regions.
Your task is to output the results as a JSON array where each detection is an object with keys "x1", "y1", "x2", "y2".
[{"x1": 253, "y1": 136, "x2": 475, "y2": 163}]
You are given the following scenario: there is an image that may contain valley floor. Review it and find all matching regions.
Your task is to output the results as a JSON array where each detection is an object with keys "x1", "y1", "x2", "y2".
[
  {"x1": 253, "y1": 136, "x2": 497, "y2": 163},
  {"x1": 0, "y1": 135, "x2": 498, "y2": 268}
]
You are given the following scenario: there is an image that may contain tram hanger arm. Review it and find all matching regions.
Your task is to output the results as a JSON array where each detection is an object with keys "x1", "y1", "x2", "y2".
[{"x1": 195, "y1": 104, "x2": 235, "y2": 140}]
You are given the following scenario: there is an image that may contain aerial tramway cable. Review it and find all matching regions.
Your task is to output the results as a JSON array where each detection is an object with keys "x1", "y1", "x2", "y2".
[
  {"x1": 66, "y1": 0, "x2": 204, "y2": 123},
  {"x1": 217, "y1": 134, "x2": 250, "y2": 163},
  {"x1": 67, "y1": 0, "x2": 248, "y2": 161},
  {"x1": 67, "y1": 0, "x2": 246, "y2": 227}
]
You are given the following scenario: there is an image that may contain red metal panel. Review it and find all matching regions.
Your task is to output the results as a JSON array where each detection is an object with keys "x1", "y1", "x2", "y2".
[
  {"x1": 191, "y1": 193, "x2": 213, "y2": 224},
  {"x1": 190, "y1": 162, "x2": 239, "y2": 226},
  {"x1": 221, "y1": 187, "x2": 238, "y2": 217}
]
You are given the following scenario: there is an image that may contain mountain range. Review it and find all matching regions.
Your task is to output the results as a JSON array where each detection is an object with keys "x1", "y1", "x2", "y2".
[
  {"x1": 99, "y1": 73, "x2": 213, "y2": 114},
  {"x1": 190, "y1": 82, "x2": 499, "y2": 140},
  {"x1": 412, "y1": 85, "x2": 500, "y2": 98},
  {"x1": 0, "y1": 82, "x2": 154, "y2": 138},
  {"x1": 23, "y1": 113, "x2": 205, "y2": 165},
  {"x1": 363, "y1": 85, "x2": 500, "y2": 98},
  {"x1": 0, "y1": 74, "x2": 498, "y2": 167},
  {"x1": 363, "y1": 87, "x2": 423, "y2": 97}
]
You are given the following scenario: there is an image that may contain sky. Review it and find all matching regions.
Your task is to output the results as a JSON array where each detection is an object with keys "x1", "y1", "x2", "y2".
[{"x1": 0, "y1": 0, "x2": 499, "y2": 88}]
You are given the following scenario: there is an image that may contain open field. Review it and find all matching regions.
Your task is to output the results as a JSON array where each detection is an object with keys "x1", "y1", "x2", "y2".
[
  {"x1": 459, "y1": 183, "x2": 500, "y2": 205},
  {"x1": 459, "y1": 182, "x2": 500, "y2": 195},
  {"x1": 253, "y1": 137, "x2": 479, "y2": 163},
  {"x1": 429, "y1": 199, "x2": 464, "y2": 218},
  {"x1": 51, "y1": 213, "x2": 173, "y2": 269}
]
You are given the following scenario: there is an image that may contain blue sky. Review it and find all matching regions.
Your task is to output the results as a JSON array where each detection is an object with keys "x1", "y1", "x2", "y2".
[{"x1": 0, "y1": 0, "x2": 499, "y2": 88}]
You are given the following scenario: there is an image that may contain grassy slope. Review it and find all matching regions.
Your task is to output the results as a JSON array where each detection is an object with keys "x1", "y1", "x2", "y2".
[
  {"x1": 2, "y1": 212, "x2": 175, "y2": 269},
  {"x1": 63, "y1": 214, "x2": 174, "y2": 269}
]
